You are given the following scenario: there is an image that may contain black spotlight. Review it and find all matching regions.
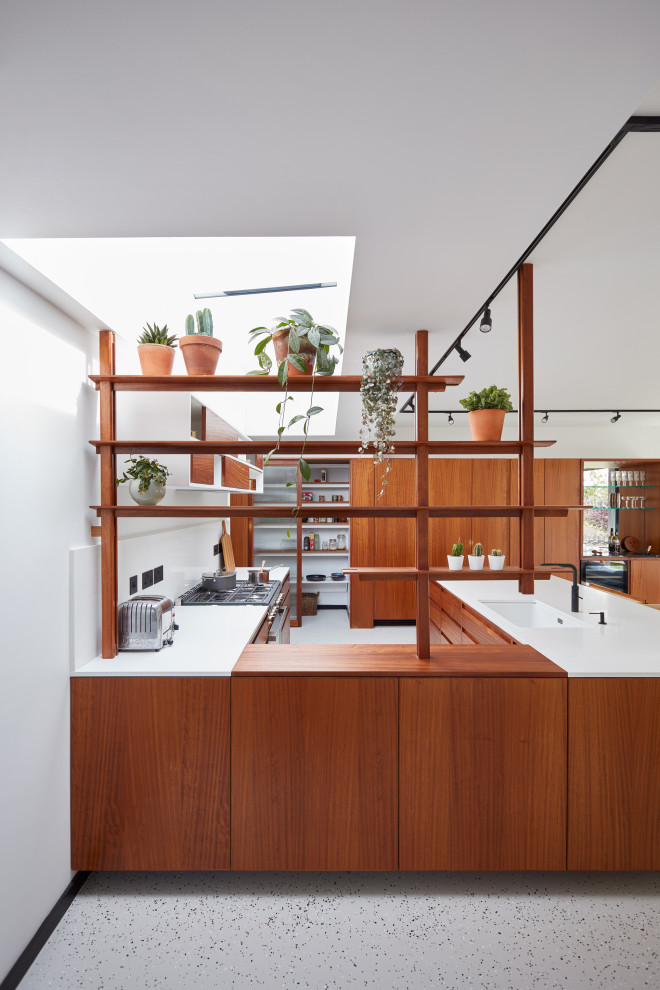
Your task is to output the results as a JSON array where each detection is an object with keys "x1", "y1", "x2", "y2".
[
  {"x1": 541, "y1": 412, "x2": 549, "y2": 424},
  {"x1": 611, "y1": 411, "x2": 621, "y2": 424},
  {"x1": 448, "y1": 413, "x2": 455, "y2": 425},
  {"x1": 455, "y1": 342, "x2": 471, "y2": 362},
  {"x1": 479, "y1": 307, "x2": 492, "y2": 333}
]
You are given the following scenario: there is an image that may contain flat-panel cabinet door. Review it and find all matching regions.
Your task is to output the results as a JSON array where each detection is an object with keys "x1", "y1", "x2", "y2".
[
  {"x1": 544, "y1": 458, "x2": 581, "y2": 579},
  {"x1": 373, "y1": 459, "x2": 416, "y2": 620},
  {"x1": 71, "y1": 677, "x2": 230, "y2": 870},
  {"x1": 429, "y1": 459, "x2": 473, "y2": 567},
  {"x1": 400, "y1": 677, "x2": 567, "y2": 870},
  {"x1": 231, "y1": 676, "x2": 398, "y2": 870}
]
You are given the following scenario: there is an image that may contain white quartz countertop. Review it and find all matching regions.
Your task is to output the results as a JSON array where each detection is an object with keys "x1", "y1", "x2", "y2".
[
  {"x1": 73, "y1": 567, "x2": 288, "y2": 677},
  {"x1": 438, "y1": 576, "x2": 660, "y2": 677}
]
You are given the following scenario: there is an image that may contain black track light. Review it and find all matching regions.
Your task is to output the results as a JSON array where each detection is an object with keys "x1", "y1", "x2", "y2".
[
  {"x1": 448, "y1": 413, "x2": 455, "y2": 425},
  {"x1": 479, "y1": 307, "x2": 492, "y2": 333},
  {"x1": 611, "y1": 411, "x2": 621, "y2": 424},
  {"x1": 455, "y1": 342, "x2": 471, "y2": 362},
  {"x1": 541, "y1": 412, "x2": 549, "y2": 424}
]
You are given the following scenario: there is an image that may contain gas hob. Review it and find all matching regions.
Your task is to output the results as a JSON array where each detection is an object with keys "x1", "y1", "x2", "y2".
[{"x1": 180, "y1": 580, "x2": 281, "y2": 607}]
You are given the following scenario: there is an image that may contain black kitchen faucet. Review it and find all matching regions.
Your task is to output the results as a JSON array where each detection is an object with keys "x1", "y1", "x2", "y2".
[{"x1": 541, "y1": 562, "x2": 581, "y2": 612}]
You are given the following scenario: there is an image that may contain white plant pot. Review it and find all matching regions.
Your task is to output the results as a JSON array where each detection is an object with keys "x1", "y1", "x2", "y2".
[
  {"x1": 488, "y1": 554, "x2": 505, "y2": 570},
  {"x1": 447, "y1": 555, "x2": 464, "y2": 571},
  {"x1": 468, "y1": 555, "x2": 485, "y2": 570},
  {"x1": 129, "y1": 478, "x2": 166, "y2": 506}
]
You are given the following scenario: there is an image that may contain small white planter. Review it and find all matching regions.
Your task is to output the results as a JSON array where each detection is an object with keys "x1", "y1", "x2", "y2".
[
  {"x1": 447, "y1": 555, "x2": 464, "y2": 571},
  {"x1": 488, "y1": 554, "x2": 505, "y2": 570},
  {"x1": 468, "y1": 555, "x2": 485, "y2": 570}
]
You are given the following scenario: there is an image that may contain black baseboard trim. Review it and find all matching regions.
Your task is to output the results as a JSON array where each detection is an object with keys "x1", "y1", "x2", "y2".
[{"x1": 1, "y1": 871, "x2": 89, "y2": 990}]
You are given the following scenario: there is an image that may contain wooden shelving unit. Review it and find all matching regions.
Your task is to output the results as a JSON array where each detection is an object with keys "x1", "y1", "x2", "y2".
[{"x1": 91, "y1": 264, "x2": 587, "y2": 658}]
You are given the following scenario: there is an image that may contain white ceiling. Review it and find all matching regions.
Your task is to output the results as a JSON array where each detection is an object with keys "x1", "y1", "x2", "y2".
[{"x1": 2, "y1": 0, "x2": 660, "y2": 442}]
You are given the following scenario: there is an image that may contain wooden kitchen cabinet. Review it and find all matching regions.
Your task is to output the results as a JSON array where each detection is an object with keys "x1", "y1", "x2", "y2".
[
  {"x1": 568, "y1": 678, "x2": 660, "y2": 869},
  {"x1": 231, "y1": 676, "x2": 398, "y2": 870},
  {"x1": 544, "y1": 458, "x2": 581, "y2": 578},
  {"x1": 429, "y1": 459, "x2": 473, "y2": 567},
  {"x1": 400, "y1": 676, "x2": 567, "y2": 870},
  {"x1": 628, "y1": 558, "x2": 660, "y2": 603},
  {"x1": 373, "y1": 459, "x2": 416, "y2": 620},
  {"x1": 71, "y1": 677, "x2": 230, "y2": 870},
  {"x1": 349, "y1": 459, "x2": 375, "y2": 627}
]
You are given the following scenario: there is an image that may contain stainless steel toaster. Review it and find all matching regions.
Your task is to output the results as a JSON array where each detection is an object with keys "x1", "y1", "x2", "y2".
[{"x1": 118, "y1": 595, "x2": 176, "y2": 651}]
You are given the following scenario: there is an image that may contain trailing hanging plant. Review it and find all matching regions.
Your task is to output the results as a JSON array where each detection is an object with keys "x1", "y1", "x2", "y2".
[
  {"x1": 247, "y1": 308, "x2": 342, "y2": 482},
  {"x1": 116, "y1": 456, "x2": 171, "y2": 494},
  {"x1": 358, "y1": 348, "x2": 404, "y2": 496}
]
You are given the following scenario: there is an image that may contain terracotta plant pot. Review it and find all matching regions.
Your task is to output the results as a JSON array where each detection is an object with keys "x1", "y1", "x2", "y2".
[
  {"x1": 137, "y1": 343, "x2": 175, "y2": 376},
  {"x1": 179, "y1": 335, "x2": 223, "y2": 376},
  {"x1": 272, "y1": 328, "x2": 317, "y2": 376},
  {"x1": 467, "y1": 408, "x2": 506, "y2": 442}
]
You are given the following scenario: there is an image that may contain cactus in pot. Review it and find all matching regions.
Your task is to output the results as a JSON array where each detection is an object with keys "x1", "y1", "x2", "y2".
[
  {"x1": 468, "y1": 541, "x2": 485, "y2": 570},
  {"x1": 180, "y1": 307, "x2": 222, "y2": 375},
  {"x1": 488, "y1": 547, "x2": 506, "y2": 570},
  {"x1": 447, "y1": 536, "x2": 464, "y2": 571}
]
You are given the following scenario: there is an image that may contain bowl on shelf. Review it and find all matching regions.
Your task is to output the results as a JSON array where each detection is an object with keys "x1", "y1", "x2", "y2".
[
  {"x1": 306, "y1": 574, "x2": 326, "y2": 581},
  {"x1": 331, "y1": 572, "x2": 345, "y2": 581}
]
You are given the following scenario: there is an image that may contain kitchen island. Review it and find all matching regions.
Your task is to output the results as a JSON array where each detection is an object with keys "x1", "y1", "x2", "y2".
[{"x1": 71, "y1": 575, "x2": 660, "y2": 873}]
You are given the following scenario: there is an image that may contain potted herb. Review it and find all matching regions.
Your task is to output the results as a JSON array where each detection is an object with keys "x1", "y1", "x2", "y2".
[
  {"x1": 137, "y1": 323, "x2": 178, "y2": 376},
  {"x1": 459, "y1": 385, "x2": 514, "y2": 442},
  {"x1": 488, "y1": 548, "x2": 506, "y2": 570},
  {"x1": 358, "y1": 348, "x2": 404, "y2": 496},
  {"x1": 116, "y1": 456, "x2": 171, "y2": 506},
  {"x1": 468, "y1": 542, "x2": 485, "y2": 570},
  {"x1": 180, "y1": 308, "x2": 223, "y2": 376},
  {"x1": 248, "y1": 308, "x2": 342, "y2": 481},
  {"x1": 447, "y1": 537, "x2": 464, "y2": 571}
]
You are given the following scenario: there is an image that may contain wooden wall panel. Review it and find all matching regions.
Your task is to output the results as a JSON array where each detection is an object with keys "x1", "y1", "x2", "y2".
[
  {"x1": 400, "y1": 677, "x2": 567, "y2": 870},
  {"x1": 373, "y1": 459, "x2": 416, "y2": 620},
  {"x1": 544, "y1": 458, "x2": 581, "y2": 579},
  {"x1": 568, "y1": 678, "x2": 660, "y2": 870},
  {"x1": 231, "y1": 676, "x2": 398, "y2": 870},
  {"x1": 509, "y1": 459, "x2": 545, "y2": 567},
  {"x1": 471, "y1": 459, "x2": 511, "y2": 557},
  {"x1": 429, "y1": 459, "x2": 473, "y2": 566},
  {"x1": 230, "y1": 493, "x2": 253, "y2": 567},
  {"x1": 71, "y1": 677, "x2": 230, "y2": 870},
  {"x1": 350, "y1": 459, "x2": 375, "y2": 627},
  {"x1": 223, "y1": 456, "x2": 250, "y2": 490}
]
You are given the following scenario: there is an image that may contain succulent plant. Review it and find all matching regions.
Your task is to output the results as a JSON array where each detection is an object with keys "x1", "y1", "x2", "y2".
[
  {"x1": 459, "y1": 385, "x2": 513, "y2": 412},
  {"x1": 185, "y1": 308, "x2": 214, "y2": 336},
  {"x1": 137, "y1": 323, "x2": 178, "y2": 348},
  {"x1": 473, "y1": 543, "x2": 483, "y2": 557},
  {"x1": 490, "y1": 548, "x2": 504, "y2": 556},
  {"x1": 358, "y1": 348, "x2": 404, "y2": 497},
  {"x1": 451, "y1": 537, "x2": 464, "y2": 556}
]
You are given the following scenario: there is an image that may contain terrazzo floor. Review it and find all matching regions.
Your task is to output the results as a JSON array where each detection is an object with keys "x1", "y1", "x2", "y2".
[{"x1": 20, "y1": 871, "x2": 660, "y2": 989}]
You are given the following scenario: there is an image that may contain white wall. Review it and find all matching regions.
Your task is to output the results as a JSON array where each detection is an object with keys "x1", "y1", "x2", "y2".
[{"x1": 0, "y1": 269, "x2": 99, "y2": 979}]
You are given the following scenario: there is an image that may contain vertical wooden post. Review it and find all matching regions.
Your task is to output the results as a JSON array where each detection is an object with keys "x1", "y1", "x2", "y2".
[
  {"x1": 415, "y1": 330, "x2": 431, "y2": 659},
  {"x1": 518, "y1": 265, "x2": 535, "y2": 595},
  {"x1": 99, "y1": 330, "x2": 118, "y2": 657},
  {"x1": 296, "y1": 464, "x2": 303, "y2": 627}
]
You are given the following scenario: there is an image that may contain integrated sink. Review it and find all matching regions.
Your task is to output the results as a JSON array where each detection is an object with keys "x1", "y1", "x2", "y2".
[{"x1": 478, "y1": 599, "x2": 586, "y2": 629}]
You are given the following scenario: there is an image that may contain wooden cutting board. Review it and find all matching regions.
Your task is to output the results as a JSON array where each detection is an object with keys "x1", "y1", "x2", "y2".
[{"x1": 221, "y1": 520, "x2": 236, "y2": 572}]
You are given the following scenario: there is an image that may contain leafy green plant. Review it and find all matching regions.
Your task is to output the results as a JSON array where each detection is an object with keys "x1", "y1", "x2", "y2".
[
  {"x1": 451, "y1": 537, "x2": 464, "y2": 557},
  {"x1": 459, "y1": 385, "x2": 513, "y2": 412},
  {"x1": 472, "y1": 543, "x2": 483, "y2": 557},
  {"x1": 247, "y1": 308, "x2": 342, "y2": 482},
  {"x1": 138, "y1": 323, "x2": 178, "y2": 348},
  {"x1": 184, "y1": 308, "x2": 214, "y2": 336},
  {"x1": 490, "y1": 548, "x2": 504, "y2": 556},
  {"x1": 358, "y1": 348, "x2": 404, "y2": 497},
  {"x1": 116, "y1": 457, "x2": 171, "y2": 494}
]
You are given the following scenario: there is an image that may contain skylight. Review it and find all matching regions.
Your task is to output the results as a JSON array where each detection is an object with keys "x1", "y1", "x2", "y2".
[{"x1": 2, "y1": 237, "x2": 355, "y2": 438}]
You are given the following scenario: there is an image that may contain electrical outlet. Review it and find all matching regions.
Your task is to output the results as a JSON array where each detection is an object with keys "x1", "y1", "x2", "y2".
[
  {"x1": 154, "y1": 565, "x2": 164, "y2": 584},
  {"x1": 142, "y1": 569, "x2": 154, "y2": 590},
  {"x1": 129, "y1": 575, "x2": 138, "y2": 595},
  {"x1": 213, "y1": 543, "x2": 220, "y2": 556}
]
